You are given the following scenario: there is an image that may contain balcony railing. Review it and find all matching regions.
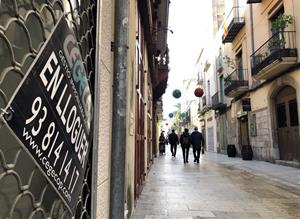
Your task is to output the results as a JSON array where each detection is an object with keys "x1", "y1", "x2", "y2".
[
  {"x1": 200, "y1": 95, "x2": 211, "y2": 115},
  {"x1": 247, "y1": 0, "x2": 262, "y2": 3},
  {"x1": 250, "y1": 31, "x2": 297, "y2": 80},
  {"x1": 225, "y1": 69, "x2": 249, "y2": 97},
  {"x1": 212, "y1": 92, "x2": 226, "y2": 110},
  {"x1": 222, "y1": 7, "x2": 245, "y2": 43}
]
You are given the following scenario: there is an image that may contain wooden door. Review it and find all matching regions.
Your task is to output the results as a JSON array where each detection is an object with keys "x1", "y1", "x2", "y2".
[
  {"x1": 276, "y1": 86, "x2": 300, "y2": 161},
  {"x1": 134, "y1": 18, "x2": 146, "y2": 198},
  {"x1": 240, "y1": 116, "x2": 250, "y2": 146}
]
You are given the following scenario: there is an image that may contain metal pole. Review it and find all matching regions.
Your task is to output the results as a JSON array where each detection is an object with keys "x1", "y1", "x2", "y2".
[{"x1": 110, "y1": 0, "x2": 128, "y2": 218}]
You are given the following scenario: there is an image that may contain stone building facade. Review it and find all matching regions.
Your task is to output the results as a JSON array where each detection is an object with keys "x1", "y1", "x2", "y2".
[{"x1": 205, "y1": 0, "x2": 300, "y2": 166}]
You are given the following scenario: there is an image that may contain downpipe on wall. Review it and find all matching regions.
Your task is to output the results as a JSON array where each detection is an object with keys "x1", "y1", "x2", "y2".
[{"x1": 110, "y1": 0, "x2": 129, "y2": 218}]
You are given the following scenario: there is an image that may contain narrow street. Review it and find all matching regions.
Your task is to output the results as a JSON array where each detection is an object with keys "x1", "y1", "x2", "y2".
[{"x1": 133, "y1": 145, "x2": 300, "y2": 219}]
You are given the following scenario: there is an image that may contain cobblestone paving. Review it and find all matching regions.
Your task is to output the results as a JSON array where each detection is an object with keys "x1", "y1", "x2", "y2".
[{"x1": 132, "y1": 146, "x2": 300, "y2": 219}]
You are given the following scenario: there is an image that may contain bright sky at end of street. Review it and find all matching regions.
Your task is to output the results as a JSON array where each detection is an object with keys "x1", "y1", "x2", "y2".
[{"x1": 163, "y1": 0, "x2": 212, "y2": 118}]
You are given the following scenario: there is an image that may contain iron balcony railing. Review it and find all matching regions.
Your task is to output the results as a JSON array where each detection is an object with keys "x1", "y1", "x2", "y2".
[
  {"x1": 212, "y1": 91, "x2": 226, "y2": 110},
  {"x1": 250, "y1": 31, "x2": 297, "y2": 76},
  {"x1": 224, "y1": 69, "x2": 248, "y2": 95},
  {"x1": 222, "y1": 6, "x2": 245, "y2": 43},
  {"x1": 247, "y1": 0, "x2": 262, "y2": 3}
]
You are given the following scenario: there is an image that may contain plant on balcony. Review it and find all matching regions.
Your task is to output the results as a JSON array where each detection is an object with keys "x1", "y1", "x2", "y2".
[
  {"x1": 223, "y1": 55, "x2": 235, "y2": 86},
  {"x1": 223, "y1": 55, "x2": 236, "y2": 70},
  {"x1": 272, "y1": 14, "x2": 293, "y2": 32},
  {"x1": 253, "y1": 53, "x2": 264, "y2": 65},
  {"x1": 268, "y1": 14, "x2": 294, "y2": 51},
  {"x1": 224, "y1": 74, "x2": 232, "y2": 86}
]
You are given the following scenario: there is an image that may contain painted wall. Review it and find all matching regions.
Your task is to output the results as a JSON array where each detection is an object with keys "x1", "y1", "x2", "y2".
[
  {"x1": 96, "y1": 0, "x2": 115, "y2": 218},
  {"x1": 96, "y1": 0, "x2": 114, "y2": 218},
  {"x1": 125, "y1": 0, "x2": 138, "y2": 217}
]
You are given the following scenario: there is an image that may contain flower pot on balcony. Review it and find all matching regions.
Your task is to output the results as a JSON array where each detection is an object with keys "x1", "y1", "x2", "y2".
[
  {"x1": 227, "y1": 144, "x2": 236, "y2": 157},
  {"x1": 241, "y1": 145, "x2": 253, "y2": 160}
]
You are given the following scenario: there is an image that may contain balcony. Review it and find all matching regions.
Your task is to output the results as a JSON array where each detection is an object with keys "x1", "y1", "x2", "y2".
[
  {"x1": 250, "y1": 31, "x2": 297, "y2": 80},
  {"x1": 247, "y1": 0, "x2": 262, "y2": 3},
  {"x1": 212, "y1": 92, "x2": 226, "y2": 110},
  {"x1": 225, "y1": 69, "x2": 249, "y2": 97},
  {"x1": 222, "y1": 7, "x2": 245, "y2": 43}
]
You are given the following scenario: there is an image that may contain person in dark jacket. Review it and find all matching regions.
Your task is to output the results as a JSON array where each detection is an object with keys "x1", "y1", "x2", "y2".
[
  {"x1": 180, "y1": 128, "x2": 191, "y2": 163},
  {"x1": 159, "y1": 131, "x2": 167, "y2": 155},
  {"x1": 168, "y1": 129, "x2": 179, "y2": 157},
  {"x1": 190, "y1": 127, "x2": 205, "y2": 163}
]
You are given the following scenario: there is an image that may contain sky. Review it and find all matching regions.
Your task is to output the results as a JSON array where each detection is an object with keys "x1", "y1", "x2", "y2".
[{"x1": 162, "y1": 0, "x2": 212, "y2": 118}]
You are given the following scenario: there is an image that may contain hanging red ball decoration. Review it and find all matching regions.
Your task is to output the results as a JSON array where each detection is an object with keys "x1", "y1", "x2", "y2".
[{"x1": 194, "y1": 87, "x2": 204, "y2": 97}]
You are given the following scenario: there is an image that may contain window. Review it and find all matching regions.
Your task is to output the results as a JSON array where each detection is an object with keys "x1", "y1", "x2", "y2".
[
  {"x1": 219, "y1": 76, "x2": 224, "y2": 103},
  {"x1": 289, "y1": 99, "x2": 299, "y2": 126},
  {"x1": 207, "y1": 80, "x2": 211, "y2": 105},
  {"x1": 235, "y1": 50, "x2": 243, "y2": 80},
  {"x1": 270, "y1": 6, "x2": 284, "y2": 34}
]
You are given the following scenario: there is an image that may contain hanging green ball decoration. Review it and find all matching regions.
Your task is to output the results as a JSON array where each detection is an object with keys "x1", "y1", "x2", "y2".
[
  {"x1": 172, "y1": 89, "x2": 181, "y2": 98},
  {"x1": 180, "y1": 112, "x2": 186, "y2": 118}
]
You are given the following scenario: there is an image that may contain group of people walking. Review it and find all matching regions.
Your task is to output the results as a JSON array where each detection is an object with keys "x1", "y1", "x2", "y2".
[{"x1": 159, "y1": 127, "x2": 205, "y2": 164}]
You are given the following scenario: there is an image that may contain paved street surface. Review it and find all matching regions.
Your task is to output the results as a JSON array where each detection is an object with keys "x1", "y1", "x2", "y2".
[{"x1": 132, "y1": 145, "x2": 300, "y2": 219}]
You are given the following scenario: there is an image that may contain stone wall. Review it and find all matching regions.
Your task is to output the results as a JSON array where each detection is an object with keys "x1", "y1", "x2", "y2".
[{"x1": 249, "y1": 108, "x2": 272, "y2": 161}]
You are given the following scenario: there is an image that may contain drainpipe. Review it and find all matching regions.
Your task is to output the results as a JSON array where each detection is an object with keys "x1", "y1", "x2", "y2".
[
  {"x1": 249, "y1": 4, "x2": 255, "y2": 89},
  {"x1": 250, "y1": 5, "x2": 255, "y2": 55},
  {"x1": 110, "y1": 0, "x2": 128, "y2": 218}
]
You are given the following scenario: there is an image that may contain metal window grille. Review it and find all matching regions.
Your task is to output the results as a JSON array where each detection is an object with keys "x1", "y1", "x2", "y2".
[{"x1": 0, "y1": 0, "x2": 97, "y2": 218}]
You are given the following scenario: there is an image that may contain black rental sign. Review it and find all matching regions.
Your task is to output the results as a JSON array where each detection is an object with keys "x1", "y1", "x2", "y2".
[{"x1": 1, "y1": 16, "x2": 93, "y2": 214}]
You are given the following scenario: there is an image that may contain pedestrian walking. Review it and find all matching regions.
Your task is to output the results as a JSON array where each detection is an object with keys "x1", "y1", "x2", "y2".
[
  {"x1": 168, "y1": 129, "x2": 179, "y2": 157},
  {"x1": 180, "y1": 128, "x2": 191, "y2": 163},
  {"x1": 190, "y1": 127, "x2": 205, "y2": 164},
  {"x1": 159, "y1": 131, "x2": 166, "y2": 155}
]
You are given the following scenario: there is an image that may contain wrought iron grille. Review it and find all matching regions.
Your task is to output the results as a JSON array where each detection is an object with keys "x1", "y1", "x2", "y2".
[{"x1": 0, "y1": 0, "x2": 97, "y2": 218}]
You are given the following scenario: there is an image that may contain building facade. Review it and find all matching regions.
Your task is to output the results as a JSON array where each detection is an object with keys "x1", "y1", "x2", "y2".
[
  {"x1": 208, "y1": 0, "x2": 299, "y2": 165},
  {"x1": 0, "y1": 0, "x2": 170, "y2": 218}
]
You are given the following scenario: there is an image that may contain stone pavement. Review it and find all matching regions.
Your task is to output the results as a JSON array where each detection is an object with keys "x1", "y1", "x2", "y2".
[{"x1": 132, "y1": 145, "x2": 300, "y2": 219}]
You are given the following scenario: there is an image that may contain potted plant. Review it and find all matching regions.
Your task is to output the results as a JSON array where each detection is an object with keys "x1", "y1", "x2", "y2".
[
  {"x1": 224, "y1": 74, "x2": 232, "y2": 86},
  {"x1": 223, "y1": 55, "x2": 236, "y2": 70},
  {"x1": 268, "y1": 14, "x2": 294, "y2": 51},
  {"x1": 223, "y1": 55, "x2": 235, "y2": 86},
  {"x1": 253, "y1": 53, "x2": 264, "y2": 65}
]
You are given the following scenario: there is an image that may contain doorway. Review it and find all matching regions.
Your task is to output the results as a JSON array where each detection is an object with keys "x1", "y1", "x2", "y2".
[
  {"x1": 240, "y1": 116, "x2": 250, "y2": 146},
  {"x1": 276, "y1": 86, "x2": 300, "y2": 161}
]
